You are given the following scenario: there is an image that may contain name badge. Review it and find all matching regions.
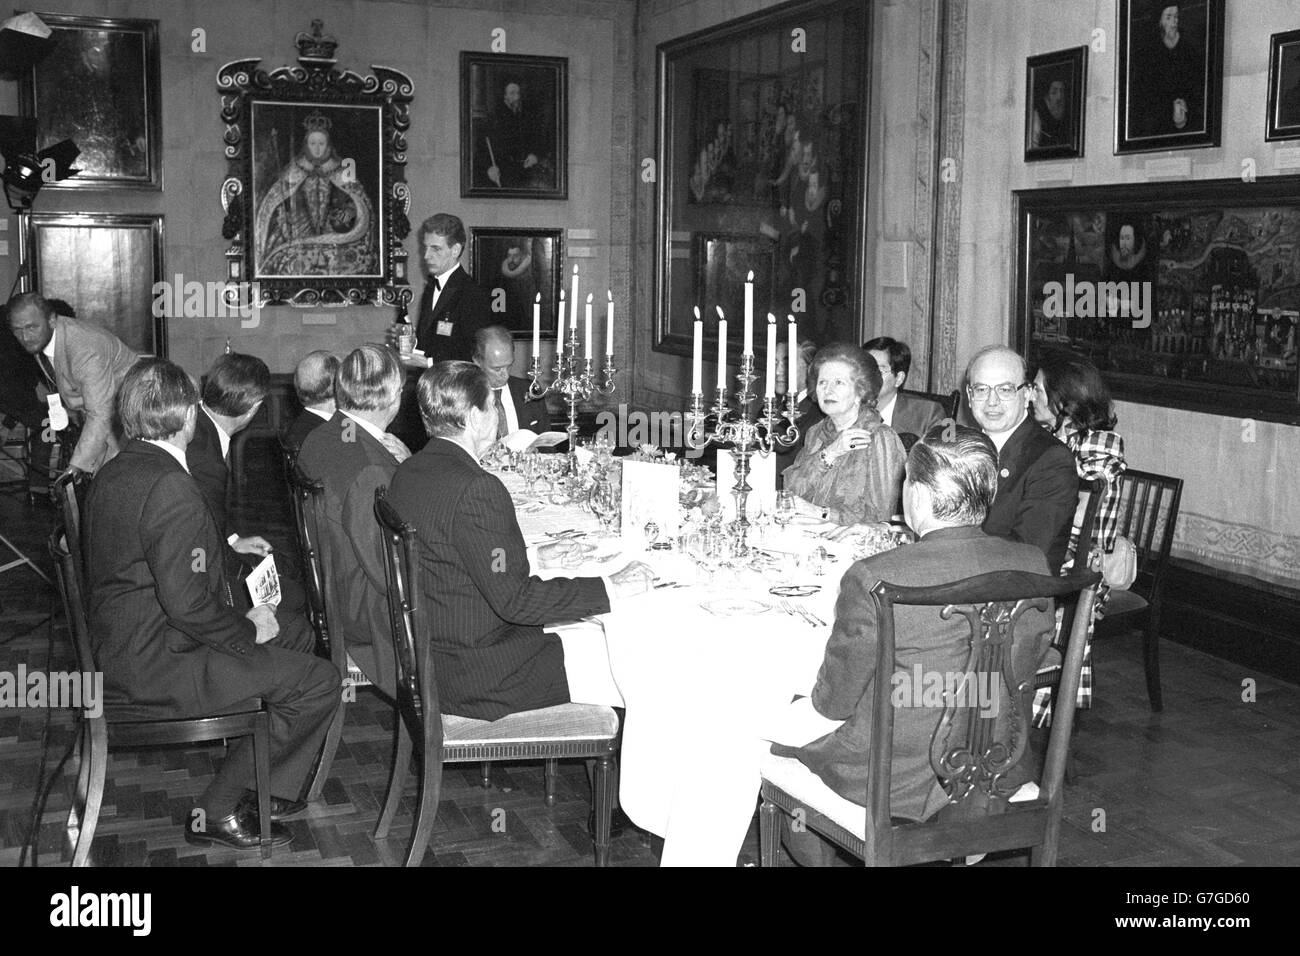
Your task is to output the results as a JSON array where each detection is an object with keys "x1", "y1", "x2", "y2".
[
  {"x1": 46, "y1": 393, "x2": 69, "y2": 431},
  {"x1": 436, "y1": 320, "x2": 454, "y2": 336}
]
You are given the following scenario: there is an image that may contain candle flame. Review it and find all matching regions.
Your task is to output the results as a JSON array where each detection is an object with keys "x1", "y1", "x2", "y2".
[
  {"x1": 573, "y1": 264, "x2": 578, "y2": 274},
  {"x1": 607, "y1": 290, "x2": 613, "y2": 302},
  {"x1": 535, "y1": 292, "x2": 541, "y2": 301},
  {"x1": 693, "y1": 306, "x2": 701, "y2": 319},
  {"x1": 767, "y1": 312, "x2": 776, "y2": 323},
  {"x1": 586, "y1": 292, "x2": 593, "y2": 302},
  {"x1": 746, "y1": 270, "x2": 754, "y2": 282},
  {"x1": 715, "y1": 306, "x2": 725, "y2": 319},
  {"x1": 560, "y1": 289, "x2": 566, "y2": 299}
]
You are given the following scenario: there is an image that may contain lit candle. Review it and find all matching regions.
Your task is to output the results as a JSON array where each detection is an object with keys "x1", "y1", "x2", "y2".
[
  {"x1": 605, "y1": 291, "x2": 614, "y2": 357},
  {"x1": 584, "y1": 293, "x2": 593, "y2": 360},
  {"x1": 765, "y1": 313, "x2": 776, "y2": 398},
  {"x1": 743, "y1": 270, "x2": 754, "y2": 357},
  {"x1": 533, "y1": 293, "x2": 541, "y2": 358},
  {"x1": 570, "y1": 264, "x2": 579, "y2": 330},
  {"x1": 716, "y1": 306, "x2": 727, "y2": 391},
  {"x1": 558, "y1": 289, "x2": 566, "y2": 341},
  {"x1": 691, "y1": 306, "x2": 703, "y2": 395},
  {"x1": 787, "y1": 314, "x2": 797, "y2": 398}
]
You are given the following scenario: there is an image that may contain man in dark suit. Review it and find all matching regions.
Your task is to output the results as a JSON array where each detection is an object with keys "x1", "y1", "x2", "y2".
[
  {"x1": 297, "y1": 344, "x2": 411, "y2": 697},
  {"x1": 966, "y1": 345, "x2": 1077, "y2": 571},
  {"x1": 863, "y1": 336, "x2": 947, "y2": 445},
  {"x1": 6, "y1": 291, "x2": 139, "y2": 476},
  {"x1": 283, "y1": 350, "x2": 338, "y2": 452},
  {"x1": 473, "y1": 325, "x2": 552, "y2": 440},
  {"x1": 772, "y1": 425, "x2": 1056, "y2": 865},
  {"x1": 191, "y1": 352, "x2": 306, "y2": 618},
  {"x1": 386, "y1": 361, "x2": 654, "y2": 720},
  {"x1": 412, "y1": 214, "x2": 492, "y2": 362},
  {"x1": 83, "y1": 358, "x2": 340, "y2": 850}
]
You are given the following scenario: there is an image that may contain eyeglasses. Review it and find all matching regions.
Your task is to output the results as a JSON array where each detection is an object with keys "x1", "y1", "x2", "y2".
[{"x1": 967, "y1": 382, "x2": 1026, "y2": 403}]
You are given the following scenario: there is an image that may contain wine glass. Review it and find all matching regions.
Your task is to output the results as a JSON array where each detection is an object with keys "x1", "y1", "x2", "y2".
[
  {"x1": 589, "y1": 477, "x2": 620, "y2": 538},
  {"x1": 774, "y1": 490, "x2": 797, "y2": 530}
]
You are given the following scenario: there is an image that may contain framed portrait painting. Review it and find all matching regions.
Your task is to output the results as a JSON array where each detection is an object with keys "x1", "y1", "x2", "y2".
[
  {"x1": 20, "y1": 212, "x2": 166, "y2": 356},
  {"x1": 1012, "y1": 177, "x2": 1300, "y2": 426},
  {"x1": 654, "y1": 0, "x2": 870, "y2": 356},
  {"x1": 1115, "y1": 0, "x2": 1223, "y2": 154},
  {"x1": 216, "y1": 23, "x2": 414, "y2": 308},
  {"x1": 469, "y1": 227, "x2": 564, "y2": 339},
  {"x1": 1266, "y1": 29, "x2": 1300, "y2": 142},
  {"x1": 461, "y1": 53, "x2": 567, "y2": 200},
  {"x1": 1024, "y1": 47, "x2": 1086, "y2": 162},
  {"x1": 19, "y1": 13, "x2": 162, "y2": 189}
]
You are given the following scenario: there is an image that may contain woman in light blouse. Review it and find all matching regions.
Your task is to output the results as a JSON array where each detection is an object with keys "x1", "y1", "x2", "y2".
[{"x1": 781, "y1": 343, "x2": 906, "y2": 526}]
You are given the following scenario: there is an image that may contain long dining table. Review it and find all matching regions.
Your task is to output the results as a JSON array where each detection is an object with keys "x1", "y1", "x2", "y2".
[{"x1": 499, "y1": 463, "x2": 869, "y2": 866}]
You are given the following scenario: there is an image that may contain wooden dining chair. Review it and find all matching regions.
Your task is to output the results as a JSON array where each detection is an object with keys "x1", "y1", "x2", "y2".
[
  {"x1": 50, "y1": 527, "x2": 275, "y2": 864},
  {"x1": 283, "y1": 461, "x2": 376, "y2": 801},
  {"x1": 905, "y1": 387, "x2": 962, "y2": 421},
  {"x1": 53, "y1": 470, "x2": 90, "y2": 588},
  {"x1": 759, "y1": 566, "x2": 1100, "y2": 867},
  {"x1": 1094, "y1": 469, "x2": 1183, "y2": 712},
  {"x1": 371, "y1": 486, "x2": 620, "y2": 867}
]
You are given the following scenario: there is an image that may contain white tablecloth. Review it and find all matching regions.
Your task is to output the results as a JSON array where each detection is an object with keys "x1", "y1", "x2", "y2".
[{"x1": 503, "y1": 468, "x2": 855, "y2": 866}]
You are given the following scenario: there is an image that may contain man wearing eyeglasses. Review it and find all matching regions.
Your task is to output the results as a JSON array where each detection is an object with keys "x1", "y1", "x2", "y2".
[{"x1": 965, "y1": 345, "x2": 1076, "y2": 571}]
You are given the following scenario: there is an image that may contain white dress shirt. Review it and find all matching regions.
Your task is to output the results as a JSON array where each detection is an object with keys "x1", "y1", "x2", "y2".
[
  {"x1": 200, "y1": 405, "x2": 233, "y2": 460},
  {"x1": 877, "y1": 393, "x2": 897, "y2": 428},
  {"x1": 428, "y1": 265, "x2": 459, "y2": 314},
  {"x1": 493, "y1": 385, "x2": 520, "y2": 434}
]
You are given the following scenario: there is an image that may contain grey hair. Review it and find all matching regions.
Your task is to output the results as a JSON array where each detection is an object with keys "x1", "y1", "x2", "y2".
[
  {"x1": 905, "y1": 424, "x2": 999, "y2": 525},
  {"x1": 336, "y1": 344, "x2": 404, "y2": 413},
  {"x1": 416, "y1": 360, "x2": 489, "y2": 438},
  {"x1": 293, "y1": 350, "x2": 339, "y2": 407},
  {"x1": 118, "y1": 357, "x2": 196, "y2": 441}
]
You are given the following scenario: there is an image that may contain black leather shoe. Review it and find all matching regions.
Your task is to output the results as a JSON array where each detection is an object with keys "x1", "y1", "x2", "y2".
[
  {"x1": 242, "y1": 790, "x2": 308, "y2": 821},
  {"x1": 185, "y1": 804, "x2": 293, "y2": 850},
  {"x1": 588, "y1": 806, "x2": 634, "y2": 839}
]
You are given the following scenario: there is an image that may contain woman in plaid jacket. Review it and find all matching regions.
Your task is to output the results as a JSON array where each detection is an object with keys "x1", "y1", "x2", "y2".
[{"x1": 1029, "y1": 351, "x2": 1127, "y2": 725}]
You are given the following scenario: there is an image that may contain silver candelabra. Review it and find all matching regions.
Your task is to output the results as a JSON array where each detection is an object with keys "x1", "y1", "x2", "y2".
[
  {"x1": 686, "y1": 352, "x2": 800, "y2": 553},
  {"x1": 527, "y1": 323, "x2": 617, "y2": 469}
]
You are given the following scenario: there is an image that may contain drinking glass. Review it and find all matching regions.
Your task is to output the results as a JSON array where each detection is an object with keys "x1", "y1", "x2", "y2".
[
  {"x1": 589, "y1": 477, "x2": 620, "y2": 537},
  {"x1": 774, "y1": 490, "x2": 797, "y2": 530}
]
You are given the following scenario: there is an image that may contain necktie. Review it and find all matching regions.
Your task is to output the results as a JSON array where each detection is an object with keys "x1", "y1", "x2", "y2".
[
  {"x1": 494, "y1": 388, "x2": 508, "y2": 439},
  {"x1": 37, "y1": 352, "x2": 58, "y2": 391}
]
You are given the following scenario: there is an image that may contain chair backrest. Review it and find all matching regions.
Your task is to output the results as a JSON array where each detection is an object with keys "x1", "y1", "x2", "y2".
[
  {"x1": 48, "y1": 525, "x2": 103, "y2": 727},
  {"x1": 284, "y1": 462, "x2": 332, "y2": 655},
  {"x1": 1113, "y1": 469, "x2": 1183, "y2": 599},
  {"x1": 866, "y1": 566, "x2": 1100, "y2": 864},
  {"x1": 903, "y1": 387, "x2": 961, "y2": 422},
  {"x1": 276, "y1": 433, "x2": 299, "y2": 484},
  {"x1": 374, "y1": 486, "x2": 443, "y2": 754},
  {"x1": 1057, "y1": 477, "x2": 1106, "y2": 638},
  {"x1": 54, "y1": 470, "x2": 90, "y2": 587}
]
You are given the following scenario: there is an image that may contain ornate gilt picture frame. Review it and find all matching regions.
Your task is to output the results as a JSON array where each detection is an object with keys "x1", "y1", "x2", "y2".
[{"x1": 216, "y1": 21, "x2": 414, "y2": 308}]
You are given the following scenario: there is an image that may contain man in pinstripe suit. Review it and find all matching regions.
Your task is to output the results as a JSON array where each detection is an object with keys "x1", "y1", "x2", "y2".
[{"x1": 386, "y1": 361, "x2": 654, "y2": 721}]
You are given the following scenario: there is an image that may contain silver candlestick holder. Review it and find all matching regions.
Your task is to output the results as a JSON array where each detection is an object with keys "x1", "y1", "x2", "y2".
[
  {"x1": 527, "y1": 323, "x2": 617, "y2": 470},
  {"x1": 686, "y1": 352, "x2": 799, "y2": 553}
]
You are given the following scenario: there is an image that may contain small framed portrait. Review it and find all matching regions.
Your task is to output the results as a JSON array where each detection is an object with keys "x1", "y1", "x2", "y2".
[
  {"x1": 1115, "y1": 0, "x2": 1224, "y2": 154},
  {"x1": 1024, "y1": 47, "x2": 1087, "y2": 161},
  {"x1": 460, "y1": 53, "x2": 567, "y2": 200},
  {"x1": 19, "y1": 13, "x2": 162, "y2": 189},
  {"x1": 469, "y1": 227, "x2": 565, "y2": 338},
  {"x1": 1266, "y1": 29, "x2": 1300, "y2": 142}
]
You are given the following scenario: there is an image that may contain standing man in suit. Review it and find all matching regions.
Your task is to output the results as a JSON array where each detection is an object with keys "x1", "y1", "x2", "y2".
[
  {"x1": 862, "y1": 336, "x2": 947, "y2": 444},
  {"x1": 283, "y1": 350, "x2": 338, "y2": 452},
  {"x1": 472, "y1": 325, "x2": 552, "y2": 440},
  {"x1": 772, "y1": 425, "x2": 1056, "y2": 865},
  {"x1": 297, "y1": 344, "x2": 411, "y2": 696},
  {"x1": 386, "y1": 361, "x2": 655, "y2": 721},
  {"x1": 966, "y1": 345, "x2": 1077, "y2": 571},
  {"x1": 412, "y1": 214, "x2": 492, "y2": 362},
  {"x1": 84, "y1": 358, "x2": 339, "y2": 849},
  {"x1": 6, "y1": 291, "x2": 138, "y2": 476}
]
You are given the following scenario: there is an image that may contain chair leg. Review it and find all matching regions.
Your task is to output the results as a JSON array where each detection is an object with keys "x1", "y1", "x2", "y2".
[
  {"x1": 252, "y1": 713, "x2": 273, "y2": 861},
  {"x1": 66, "y1": 719, "x2": 91, "y2": 834},
  {"x1": 404, "y1": 741, "x2": 442, "y2": 867},
  {"x1": 544, "y1": 758, "x2": 558, "y2": 806},
  {"x1": 1143, "y1": 606, "x2": 1163, "y2": 712},
  {"x1": 72, "y1": 719, "x2": 108, "y2": 868},
  {"x1": 592, "y1": 754, "x2": 614, "y2": 867},
  {"x1": 374, "y1": 717, "x2": 412, "y2": 840},
  {"x1": 305, "y1": 692, "x2": 346, "y2": 802},
  {"x1": 480, "y1": 761, "x2": 491, "y2": 789},
  {"x1": 758, "y1": 797, "x2": 780, "y2": 867},
  {"x1": 1034, "y1": 816, "x2": 1062, "y2": 867}
]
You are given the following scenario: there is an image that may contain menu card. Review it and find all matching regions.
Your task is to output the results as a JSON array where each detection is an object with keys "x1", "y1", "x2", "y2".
[
  {"x1": 716, "y1": 449, "x2": 776, "y2": 521},
  {"x1": 620, "y1": 459, "x2": 680, "y2": 548},
  {"x1": 245, "y1": 554, "x2": 281, "y2": 608}
]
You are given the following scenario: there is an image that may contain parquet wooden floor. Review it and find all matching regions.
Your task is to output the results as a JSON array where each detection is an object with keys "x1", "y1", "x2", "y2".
[{"x1": 3, "y1": 439, "x2": 1297, "y2": 867}]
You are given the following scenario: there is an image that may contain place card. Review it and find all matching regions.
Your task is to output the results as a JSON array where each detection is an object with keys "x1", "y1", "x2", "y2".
[
  {"x1": 620, "y1": 459, "x2": 680, "y2": 548},
  {"x1": 716, "y1": 449, "x2": 775, "y2": 522}
]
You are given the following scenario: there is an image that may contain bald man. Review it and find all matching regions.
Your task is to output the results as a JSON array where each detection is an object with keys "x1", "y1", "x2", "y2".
[
  {"x1": 965, "y1": 345, "x2": 1077, "y2": 571},
  {"x1": 283, "y1": 350, "x2": 339, "y2": 451},
  {"x1": 472, "y1": 325, "x2": 553, "y2": 442},
  {"x1": 6, "y1": 291, "x2": 139, "y2": 475}
]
